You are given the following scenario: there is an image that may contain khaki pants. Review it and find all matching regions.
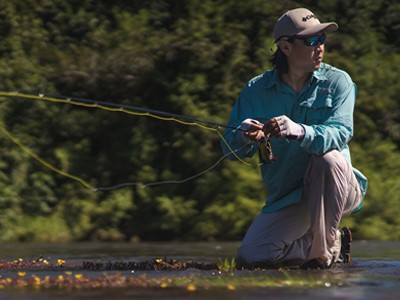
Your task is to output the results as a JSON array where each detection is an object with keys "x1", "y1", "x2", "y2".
[{"x1": 237, "y1": 150, "x2": 363, "y2": 267}]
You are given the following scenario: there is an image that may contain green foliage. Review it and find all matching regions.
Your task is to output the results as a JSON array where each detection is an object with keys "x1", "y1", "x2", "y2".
[
  {"x1": 216, "y1": 257, "x2": 237, "y2": 273},
  {"x1": 16, "y1": 214, "x2": 72, "y2": 242},
  {"x1": 0, "y1": 0, "x2": 399, "y2": 241}
]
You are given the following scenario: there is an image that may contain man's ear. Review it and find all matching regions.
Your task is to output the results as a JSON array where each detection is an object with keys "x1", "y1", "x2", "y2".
[{"x1": 278, "y1": 41, "x2": 292, "y2": 56}]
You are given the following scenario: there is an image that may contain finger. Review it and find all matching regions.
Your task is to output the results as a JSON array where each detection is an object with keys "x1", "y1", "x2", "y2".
[
  {"x1": 248, "y1": 123, "x2": 264, "y2": 132},
  {"x1": 269, "y1": 127, "x2": 281, "y2": 138},
  {"x1": 263, "y1": 119, "x2": 275, "y2": 133},
  {"x1": 275, "y1": 116, "x2": 284, "y2": 125},
  {"x1": 245, "y1": 130, "x2": 261, "y2": 140},
  {"x1": 255, "y1": 130, "x2": 265, "y2": 141},
  {"x1": 263, "y1": 118, "x2": 280, "y2": 136}
]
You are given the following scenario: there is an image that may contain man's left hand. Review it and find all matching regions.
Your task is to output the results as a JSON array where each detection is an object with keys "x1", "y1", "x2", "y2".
[{"x1": 264, "y1": 115, "x2": 305, "y2": 140}]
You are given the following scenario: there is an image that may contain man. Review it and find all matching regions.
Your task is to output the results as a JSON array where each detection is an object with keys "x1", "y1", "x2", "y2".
[{"x1": 221, "y1": 8, "x2": 368, "y2": 269}]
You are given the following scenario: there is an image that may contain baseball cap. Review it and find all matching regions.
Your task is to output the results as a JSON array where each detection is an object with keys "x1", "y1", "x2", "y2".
[{"x1": 273, "y1": 8, "x2": 338, "y2": 42}]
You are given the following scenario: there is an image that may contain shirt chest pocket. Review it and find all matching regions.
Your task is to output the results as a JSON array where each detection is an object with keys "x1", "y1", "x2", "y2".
[{"x1": 299, "y1": 93, "x2": 333, "y2": 125}]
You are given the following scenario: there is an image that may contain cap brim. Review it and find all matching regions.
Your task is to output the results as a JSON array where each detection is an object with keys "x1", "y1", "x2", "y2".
[{"x1": 297, "y1": 22, "x2": 338, "y2": 36}]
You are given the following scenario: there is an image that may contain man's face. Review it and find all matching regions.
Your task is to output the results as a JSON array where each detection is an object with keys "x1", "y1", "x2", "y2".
[{"x1": 282, "y1": 33, "x2": 326, "y2": 72}]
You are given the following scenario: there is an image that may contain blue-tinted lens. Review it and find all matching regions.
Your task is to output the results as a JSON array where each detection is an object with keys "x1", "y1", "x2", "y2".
[{"x1": 304, "y1": 34, "x2": 326, "y2": 46}]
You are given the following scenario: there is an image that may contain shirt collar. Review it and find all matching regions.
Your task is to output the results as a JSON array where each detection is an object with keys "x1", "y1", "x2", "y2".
[
  {"x1": 313, "y1": 67, "x2": 328, "y2": 81},
  {"x1": 265, "y1": 66, "x2": 328, "y2": 89},
  {"x1": 264, "y1": 69, "x2": 279, "y2": 89}
]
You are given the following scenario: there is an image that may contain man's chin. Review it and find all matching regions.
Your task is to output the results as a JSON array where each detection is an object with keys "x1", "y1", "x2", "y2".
[{"x1": 314, "y1": 62, "x2": 322, "y2": 70}]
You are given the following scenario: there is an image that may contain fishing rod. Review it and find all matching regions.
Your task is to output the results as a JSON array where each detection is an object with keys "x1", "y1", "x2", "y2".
[
  {"x1": 0, "y1": 90, "x2": 267, "y2": 191},
  {"x1": 0, "y1": 91, "x2": 242, "y2": 131}
]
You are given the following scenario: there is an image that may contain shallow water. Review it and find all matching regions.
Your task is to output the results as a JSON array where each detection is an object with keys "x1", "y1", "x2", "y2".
[{"x1": 0, "y1": 241, "x2": 399, "y2": 299}]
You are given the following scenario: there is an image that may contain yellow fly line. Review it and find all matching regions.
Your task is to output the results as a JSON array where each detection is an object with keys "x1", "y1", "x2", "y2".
[
  {"x1": 0, "y1": 91, "x2": 251, "y2": 190},
  {"x1": 0, "y1": 91, "x2": 219, "y2": 131},
  {"x1": 0, "y1": 126, "x2": 94, "y2": 190}
]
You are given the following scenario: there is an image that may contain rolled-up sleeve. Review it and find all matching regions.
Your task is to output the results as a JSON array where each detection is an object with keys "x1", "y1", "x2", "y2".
[{"x1": 300, "y1": 73, "x2": 356, "y2": 155}]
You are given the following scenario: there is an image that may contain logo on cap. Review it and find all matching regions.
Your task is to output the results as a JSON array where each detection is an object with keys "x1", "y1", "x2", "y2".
[{"x1": 302, "y1": 14, "x2": 316, "y2": 22}]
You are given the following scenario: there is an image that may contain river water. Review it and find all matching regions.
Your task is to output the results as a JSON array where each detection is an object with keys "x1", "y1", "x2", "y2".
[{"x1": 0, "y1": 241, "x2": 399, "y2": 299}]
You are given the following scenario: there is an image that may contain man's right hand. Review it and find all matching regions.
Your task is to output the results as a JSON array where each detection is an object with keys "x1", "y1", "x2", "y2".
[{"x1": 239, "y1": 119, "x2": 265, "y2": 143}]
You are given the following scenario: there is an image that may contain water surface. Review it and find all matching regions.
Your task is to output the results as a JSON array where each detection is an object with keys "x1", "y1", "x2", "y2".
[{"x1": 0, "y1": 241, "x2": 398, "y2": 300}]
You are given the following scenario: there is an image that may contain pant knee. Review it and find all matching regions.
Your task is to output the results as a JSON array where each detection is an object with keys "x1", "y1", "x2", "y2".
[
  {"x1": 236, "y1": 245, "x2": 253, "y2": 265},
  {"x1": 236, "y1": 243, "x2": 281, "y2": 267},
  {"x1": 310, "y1": 150, "x2": 340, "y2": 171},
  {"x1": 306, "y1": 151, "x2": 350, "y2": 185}
]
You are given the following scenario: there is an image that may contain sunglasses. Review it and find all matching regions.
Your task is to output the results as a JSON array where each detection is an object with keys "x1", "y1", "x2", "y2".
[{"x1": 288, "y1": 33, "x2": 326, "y2": 47}]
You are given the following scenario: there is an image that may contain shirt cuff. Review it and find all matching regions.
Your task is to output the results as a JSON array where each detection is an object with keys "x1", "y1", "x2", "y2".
[{"x1": 299, "y1": 124, "x2": 315, "y2": 149}]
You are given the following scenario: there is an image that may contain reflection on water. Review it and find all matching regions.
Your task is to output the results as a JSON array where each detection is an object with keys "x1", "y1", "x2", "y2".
[
  {"x1": 0, "y1": 241, "x2": 399, "y2": 300},
  {"x1": 0, "y1": 241, "x2": 240, "y2": 263}
]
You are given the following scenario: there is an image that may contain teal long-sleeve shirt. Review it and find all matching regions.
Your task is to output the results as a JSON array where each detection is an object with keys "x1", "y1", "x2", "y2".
[{"x1": 221, "y1": 63, "x2": 368, "y2": 213}]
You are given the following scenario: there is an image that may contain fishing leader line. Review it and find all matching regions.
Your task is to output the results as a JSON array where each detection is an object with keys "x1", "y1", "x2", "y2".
[{"x1": 0, "y1": 91, "x2": 254, "y2": 191}]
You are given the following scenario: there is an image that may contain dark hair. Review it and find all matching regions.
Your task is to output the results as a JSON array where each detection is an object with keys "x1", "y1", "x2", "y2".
[
  {"x1": 269, "y1": 47, "x2": 289, "y2": 74},
  {"x1": 269, "y1": 35, "x2": 295, "y2": 74}
]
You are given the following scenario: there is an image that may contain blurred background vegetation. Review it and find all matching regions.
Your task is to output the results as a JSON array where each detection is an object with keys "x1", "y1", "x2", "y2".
[{"x1": 0, "y1": 0, "x2": 399, "y2": 242}]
